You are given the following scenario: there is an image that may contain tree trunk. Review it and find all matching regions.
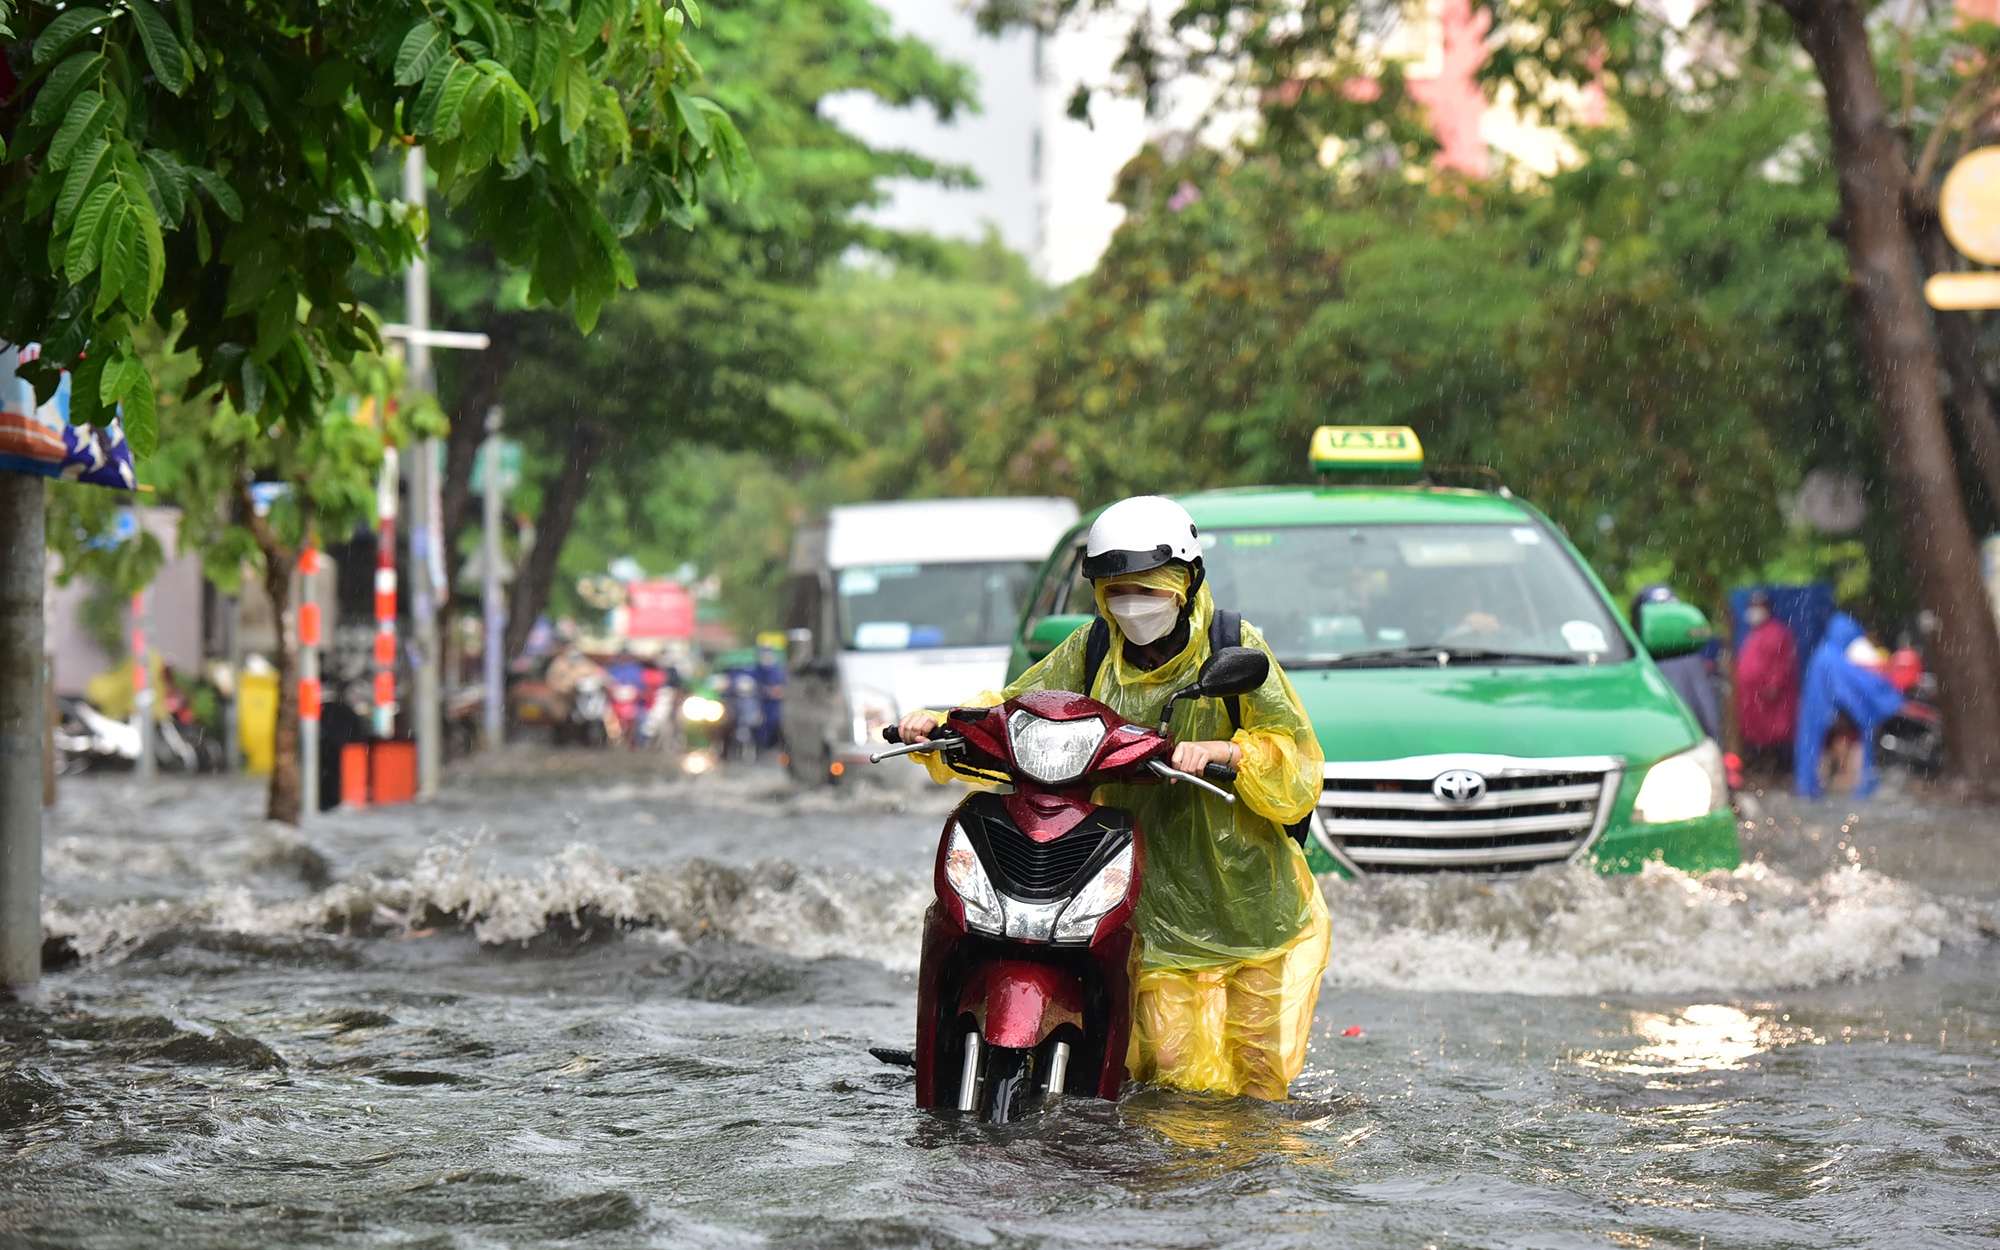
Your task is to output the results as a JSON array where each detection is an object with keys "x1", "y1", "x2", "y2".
[
  {"x1": 1782, "y1": 0, "x2": 2000, "y2": 793},
  {"x1": 1911, "y1": 206, "x2": 2000, "y2": 509},
  {"x1": 238, "y1": 481, "x2": 302, "y2": 824},
  {"x1": 504, "y1": 424, "x2": 608, "y2": 662}
]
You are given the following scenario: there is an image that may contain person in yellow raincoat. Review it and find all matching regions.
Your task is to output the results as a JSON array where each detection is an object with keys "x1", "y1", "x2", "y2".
[{"x1": 897, "y1": 495, "x2": 1329, "y2": 1101}]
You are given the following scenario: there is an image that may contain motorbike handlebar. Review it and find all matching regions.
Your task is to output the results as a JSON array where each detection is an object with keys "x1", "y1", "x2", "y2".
[
  {"x1": 1202, "y1": 760, "x2": 1239, "y2": 784},
  {"x1": 1148, "y1": 759, "x2": 1237, "y2": 804}
]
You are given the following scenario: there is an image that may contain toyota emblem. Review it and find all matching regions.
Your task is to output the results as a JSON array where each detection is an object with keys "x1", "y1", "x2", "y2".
[{"x1": 1432, "y1": 769, "x2": 1487, "y2": 806}]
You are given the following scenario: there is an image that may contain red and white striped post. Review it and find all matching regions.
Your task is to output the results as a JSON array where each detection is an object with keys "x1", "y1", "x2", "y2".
[
  {"x1": 373, "y1": 446, "x2": 399, "y2": 738},
  {"x1": 130, "y1": 589, "x2": 154, "y2": 778},
  {"x1": 298, "y1": 544, "x2": 322, "y2": 817}
]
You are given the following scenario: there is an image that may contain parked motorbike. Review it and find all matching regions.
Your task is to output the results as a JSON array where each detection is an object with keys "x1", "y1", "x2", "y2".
[
  {"x1": 557, "y1": 673, "x2": 611, "y2": 748},
  {"x1": 54, "y1": 695, "x2": 217, "y2": 774},
  {"x1": 868, "y1": 645, "x2": 1269, "y2": 1122},
  {"x1": 1877, "y1": 679, "x2": 1944, "y2": 778}
]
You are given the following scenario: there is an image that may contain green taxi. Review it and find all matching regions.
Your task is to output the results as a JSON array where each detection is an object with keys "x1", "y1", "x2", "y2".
[{"x1": 1006, "y1": 428, "x2": 1740, "y2": 878}]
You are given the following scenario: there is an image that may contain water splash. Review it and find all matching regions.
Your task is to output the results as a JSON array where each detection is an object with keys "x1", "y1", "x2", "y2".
[{"x1": 1318, "y1": 859, "x2": 1999, "y2": 995}]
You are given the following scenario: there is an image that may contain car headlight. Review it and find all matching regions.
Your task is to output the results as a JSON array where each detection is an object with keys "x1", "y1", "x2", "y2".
[
  {"x1": 1052, "y1": 844, "x2": 1135, "y2": 944},
  {"x1": 1006, "y1": 710, "x2": 1107, "y2": 785},
  {"x1": 944, "y1": 822, "x2": 1003, "y2": 934},
  {"x1": 851, "y1": 689, "x2": 898, "y2": 746},
  {"x1": 1633, "y1": 739, "x2": 1726, "y2": 823}
]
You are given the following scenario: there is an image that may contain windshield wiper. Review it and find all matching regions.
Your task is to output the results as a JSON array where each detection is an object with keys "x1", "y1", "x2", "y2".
[{"x1": 1287, "y1": 644, "x2": 1586, "y2": 669}]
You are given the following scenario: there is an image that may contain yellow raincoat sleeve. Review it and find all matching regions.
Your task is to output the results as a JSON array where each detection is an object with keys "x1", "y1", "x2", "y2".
[
  {"x1": 909, "y1": 620, "x2": 1095, "y2": 785},
  {"x1": 1227, "y1": 621, "x2": 1324, "y2": 827}
]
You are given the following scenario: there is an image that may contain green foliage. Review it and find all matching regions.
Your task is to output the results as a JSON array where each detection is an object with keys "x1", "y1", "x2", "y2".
[{"x1": 0, "y1": 0, "x2": 743, "y2": 445}]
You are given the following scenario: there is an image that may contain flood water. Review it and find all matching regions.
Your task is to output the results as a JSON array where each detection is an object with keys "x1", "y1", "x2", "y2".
[{"x1": 6, "y1": 753, "x2": 2000, "y2": 1248}]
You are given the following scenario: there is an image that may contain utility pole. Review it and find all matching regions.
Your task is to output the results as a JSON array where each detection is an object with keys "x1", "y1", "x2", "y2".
[
  {"x1": 0, "y1": 345, "x2": 45, "y2": 991},
  {"x1": 298, "y1": 544, "x2": 322, "y2": 818},
  {"x1": 481, "y1": 405, "x2": 508, "y2": 750},
  {"x1": 373, "y1": 444, "x2": 399, "y2": 739}
]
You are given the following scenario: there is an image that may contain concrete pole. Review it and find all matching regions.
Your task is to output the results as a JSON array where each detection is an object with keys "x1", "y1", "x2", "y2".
[
  {"x1": 131, "y1": 588, "x2": 155, "y2": 778},
  {"x1": 373, "y1": 446, "x2": 399, "y2": 738},
  {"x1": 0, "y1": 443, "x2": 46, "y2": 990},
  {"x1": 403, "y1": 147, "x2": 443, "y2": 798},
  {"x1": 482, "y1": 405, "x2": 507, "y2": 749},
  {"x1": 298, "y1": 545, "x2": 321, "y2": 818},
  {"x1": 223, "y1": 590, "x2": 240, "y2": 771}
]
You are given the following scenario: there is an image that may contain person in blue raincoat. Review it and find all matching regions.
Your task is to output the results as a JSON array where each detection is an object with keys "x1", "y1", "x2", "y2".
[{"x1": 1794, "y1": 613, "x2": 1906, "y2": 799}]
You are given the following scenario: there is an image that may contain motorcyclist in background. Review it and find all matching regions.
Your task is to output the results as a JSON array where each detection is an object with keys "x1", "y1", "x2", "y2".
[{"x1": 898, "y1": 496, "x2": 1329, "y2": 1101}]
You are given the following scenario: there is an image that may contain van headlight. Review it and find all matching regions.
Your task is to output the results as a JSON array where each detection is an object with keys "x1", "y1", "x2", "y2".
[
  {"x1": 850, "y1": 689, "x2": 898, "y2": 746},
  {"x1": 944, "y1": 822, "x2": 1003, "y2": 934},
  {"x1": 1052, "y1": 844, "x2": 1135, "y2": 944},
  {"x1": 1633, "y1": 740, "x2": 1726, "y2": 823},
  {"x1": 1006, "y1": 709, "x2": 1106, "y2": 785}
]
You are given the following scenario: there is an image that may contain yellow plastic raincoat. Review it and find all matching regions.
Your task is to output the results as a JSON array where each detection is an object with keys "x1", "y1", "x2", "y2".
[{"x1": 916, "y1": 568, "x2": 1329, "y2": 1100}]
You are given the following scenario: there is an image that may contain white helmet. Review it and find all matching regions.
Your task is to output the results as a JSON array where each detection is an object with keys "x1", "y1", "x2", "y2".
[{"x1": 1082, "y1": 496, "x2": 1202, "y2": 580}]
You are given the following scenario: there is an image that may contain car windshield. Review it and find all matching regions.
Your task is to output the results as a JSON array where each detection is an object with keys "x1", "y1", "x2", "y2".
[
  {"x1": 1200, "y1": 523, "x2": 1633, "y2": 666},
  {"x1": 838, "y1": 561, "x2": 1039, "y2": 650}
]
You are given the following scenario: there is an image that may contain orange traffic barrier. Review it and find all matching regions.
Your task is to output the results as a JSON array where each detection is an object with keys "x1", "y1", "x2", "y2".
[
  {"x1": 340, "y1": 743, "x2": 371, "y2": 807},
  {"x1": 371, "y1": 740, "x2": 417, "y2": 804}
]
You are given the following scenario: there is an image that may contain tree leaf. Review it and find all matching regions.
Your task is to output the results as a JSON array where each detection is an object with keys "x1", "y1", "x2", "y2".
[
  {"x1": 432, "y1": 59, "x2": 478, "y2": 140},
  {"x1": 64, "y1": 181, "x2": 118, "y2": 280},
  {"x1": 48, "y1": 89, "x2": 111, "y2": 169},
  {"x1": 528, "y1": 22, "x2": 560, "y2": 101},
  {"x1": 573, "y1": 0, "x2": 611, "y2": 54},
  {"x1": 55, "y1": 137, "x2": 115, "y2": 230},
  {"x1": 187, "y1": 167, "x2": 242, "y2": 220},
  {"x1": 138, "y1": 148, "x2": 187, "y2": 223},
  {"x1": 670, "y1": 83, "x2": 709, "y2": 148},
  {"x1": 29, "y1": 51, "x2": 107, "y2": 127},
  {"x1": 394, "y1": 20, "x2": 449, "y2": 85},
  {"x1": 677, "y1": 0, "x2": 702, "y2": 30},
  {"x1": 95, "y1": 198, "x2": 139, "y2": 313},
  {"x1": 127, "y1": 0, "x2": 188, "y2": 94},
  {"x1": 119, "y1": 380, "x2": 158, "y2": 457},
  {"x1": 558, "y1": 51, "x2": 590, "y2": 141},
  {"x1": 33, "y1": 7, "x2": 112, "y2": 65}
]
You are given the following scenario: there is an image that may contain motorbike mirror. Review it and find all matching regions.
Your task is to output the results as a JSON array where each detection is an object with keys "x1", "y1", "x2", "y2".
[{"x1": 1195, "y1": 646, "x2": 1268, "y2": 697}]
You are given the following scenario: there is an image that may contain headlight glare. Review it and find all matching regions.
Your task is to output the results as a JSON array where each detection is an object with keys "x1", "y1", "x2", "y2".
[
  {"x1": 1633, "y1": 740, "x2": 1726, "y2": 823},
  {"x1": 1052, "y1": 844, "x2": 1135, "y2": 943},
  {"x1": 1007, "y1": 710, "x2": 1107, "y2": 785},
  {"x1": 944, "y1": 822, "x2": 1003, "y2": 933}
]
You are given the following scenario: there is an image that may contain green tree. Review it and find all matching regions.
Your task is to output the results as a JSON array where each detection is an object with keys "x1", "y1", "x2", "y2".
[
  {"x1": 6, "y1": 0, "x2": 747, "y2": 822},
  {"x1": 420, "y1": 0, "x2": 975, "y2": 656}
]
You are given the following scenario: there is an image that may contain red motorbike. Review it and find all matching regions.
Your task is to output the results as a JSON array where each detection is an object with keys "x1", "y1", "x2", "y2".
[{"x1": 869, "y1": 645, "x2": 1269, "y2": 1122}]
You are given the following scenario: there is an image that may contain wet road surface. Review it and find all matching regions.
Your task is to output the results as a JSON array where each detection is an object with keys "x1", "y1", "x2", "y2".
[{"x1": 5, "y1": 753, "x2": 1999, "y2": 1248}]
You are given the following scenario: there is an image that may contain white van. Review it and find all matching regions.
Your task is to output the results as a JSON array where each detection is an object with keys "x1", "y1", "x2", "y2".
[{"x1": 782, "y1": 497, "x2": 1079, "y2": 783}]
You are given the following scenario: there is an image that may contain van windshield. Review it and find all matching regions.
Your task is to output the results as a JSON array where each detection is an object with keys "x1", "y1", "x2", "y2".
[
  {"x1": 1201, "y1": 523, "x2": 1633, "y2": 667},
  {"x1": 838, "y1": 561, "x2": 1039, "y2": 650}
]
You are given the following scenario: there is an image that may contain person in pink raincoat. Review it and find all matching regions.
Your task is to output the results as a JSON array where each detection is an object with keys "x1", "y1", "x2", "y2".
[{"x1": 1735, "y1": 591, "x2": 1798, "y2": 779}]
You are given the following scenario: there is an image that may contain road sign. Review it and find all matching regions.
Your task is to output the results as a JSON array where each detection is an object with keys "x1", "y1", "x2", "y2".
[
  {"x1": 469, "y1": 437, "x2": 521, "y2": 494},
  {"x1": 1931, "y1": 147, "x2": 2000, "y2": 309}
]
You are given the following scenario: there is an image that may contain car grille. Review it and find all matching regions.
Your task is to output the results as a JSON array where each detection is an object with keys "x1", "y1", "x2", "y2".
[{"x1": 1315, "y1": 754, "x2": 1622, "y2": 874}]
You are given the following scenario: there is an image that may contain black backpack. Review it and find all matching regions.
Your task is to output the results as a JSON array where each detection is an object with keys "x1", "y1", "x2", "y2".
[{"x1": 1080, "y1": 609, "x2": 1312, "y2": 845}]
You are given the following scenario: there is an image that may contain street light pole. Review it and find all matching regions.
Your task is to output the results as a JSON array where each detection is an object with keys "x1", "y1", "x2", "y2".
[
  {"x1": 482, "y1": 405, "x2": 507, "y2": 750},
  {"x1": 403, "y1": 147, "x2": 443, "y2": 800}
]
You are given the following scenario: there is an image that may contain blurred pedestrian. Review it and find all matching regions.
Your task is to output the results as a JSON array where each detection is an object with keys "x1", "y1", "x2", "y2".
[
  {"x1": 1793, "y1": 613, "x2": 1904, "y2": 800},
  {"x1": 1734, "y1": 590, "x2": 1799, "y2": 780},
  {"x1": 1632, "y1": 585, "x2": 1723, "y2": 742}
]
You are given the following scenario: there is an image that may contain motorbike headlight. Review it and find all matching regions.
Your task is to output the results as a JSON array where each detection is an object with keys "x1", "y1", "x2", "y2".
[
  {"x1": 1633, "y1": 739, "x2": 1727, "y2": 823},
  {"x1": 851, "y1": 689, "x2": 898, "y2": 746},
  {"x1": 1006, "y1": 710, "x2": 1107, "y2": 785},
  {"x1": 944, "y1": 822, "x2": 1004, "y2": 934},
  {"x1": 1052, "y1": 844, "x2": 1135, "y2": 944}
]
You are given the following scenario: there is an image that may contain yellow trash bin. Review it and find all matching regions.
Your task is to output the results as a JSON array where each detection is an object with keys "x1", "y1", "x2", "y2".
[{"x1": 238, "y1": 669, "x2": 279, "y2": 775}]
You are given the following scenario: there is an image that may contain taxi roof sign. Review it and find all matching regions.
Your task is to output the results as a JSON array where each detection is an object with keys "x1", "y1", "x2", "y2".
[{"x1": 1310, "y1": 425, "x2": 1424, "y2": 475}]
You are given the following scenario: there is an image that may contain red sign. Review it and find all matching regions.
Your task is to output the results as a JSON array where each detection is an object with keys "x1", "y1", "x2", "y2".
[{"x1": 626, "y1": 580, "x2": 695, "y2": 639}]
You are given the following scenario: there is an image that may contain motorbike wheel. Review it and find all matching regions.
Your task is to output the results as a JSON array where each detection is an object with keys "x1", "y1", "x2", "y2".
[{"x1": 977, "y1": 1044, "x2": 1039, "y2": 1124}]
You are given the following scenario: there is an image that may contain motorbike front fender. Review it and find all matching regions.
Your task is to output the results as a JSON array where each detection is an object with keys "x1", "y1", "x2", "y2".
[{"x1": 958, "y1": 960, "x2": 1085, "y2": 1051}]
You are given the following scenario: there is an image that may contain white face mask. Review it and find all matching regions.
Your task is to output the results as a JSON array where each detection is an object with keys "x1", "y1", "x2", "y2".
[{"x1": 1107, "y1": 594, "x2": 1180, "y2": 646}]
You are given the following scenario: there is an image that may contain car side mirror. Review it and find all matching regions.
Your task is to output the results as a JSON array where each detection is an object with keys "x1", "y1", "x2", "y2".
[
  {"x1": 1195, "y1": 645, "x2": 1269, "y2": 696},
  {"x1": 1639, "y1": 601, "x2": 1713, "y2": 660},
  {"x1": 1025, "y1": 613, "x2": 1095, "y2": 661}
]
